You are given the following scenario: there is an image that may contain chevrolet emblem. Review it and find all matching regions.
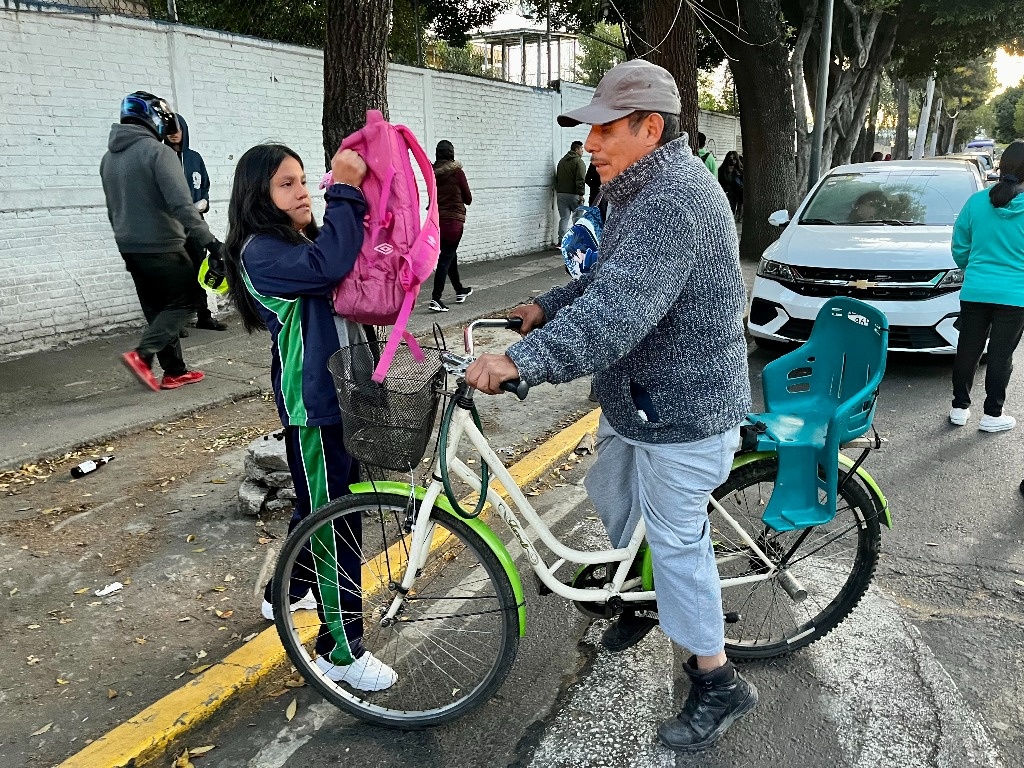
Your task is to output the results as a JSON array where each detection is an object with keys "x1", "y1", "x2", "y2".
[{"x1": 847, "y1": 279, "x2": 877, "y2": 289}]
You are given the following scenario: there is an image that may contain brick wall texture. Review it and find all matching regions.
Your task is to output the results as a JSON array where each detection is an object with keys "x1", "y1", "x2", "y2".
[{"x1": 0, "y1": 6, "x2": 741, "y2": 359}]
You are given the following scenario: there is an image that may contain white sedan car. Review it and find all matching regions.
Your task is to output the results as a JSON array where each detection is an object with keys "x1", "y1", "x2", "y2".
[{"x1": 748, "y1": 160, "x2": 983, "y2": 353}]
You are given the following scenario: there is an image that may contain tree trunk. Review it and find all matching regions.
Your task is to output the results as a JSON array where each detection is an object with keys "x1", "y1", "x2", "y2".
[
  {"x1": 642, "y1": 1, "x2": 699, "y2": 151},
  {"x1": 894, "y1": 79, "x2": 910, "y2": 159},
  {"x1": 854, "y1": 81, "x2": 881, "y2": 162},
  {"x1": 323, "y1": 0, "x2": 392, "y2": 166},
  {"x1": 711, "y1": 0, "x2": 799, "y2": 261}
]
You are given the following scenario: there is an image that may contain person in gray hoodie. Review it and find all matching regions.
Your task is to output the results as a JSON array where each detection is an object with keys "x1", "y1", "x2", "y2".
[
  {"x1": 100, "y1": 91, "x2": 219, "y2": 392},
  {"x1": 466, "y1": 60, "x2": 755, "y2": 753}
]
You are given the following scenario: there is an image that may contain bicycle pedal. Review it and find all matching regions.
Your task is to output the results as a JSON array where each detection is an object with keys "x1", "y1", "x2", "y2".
[{"x1": 724, "y1": 612, "x2": 742, "y2": 624}]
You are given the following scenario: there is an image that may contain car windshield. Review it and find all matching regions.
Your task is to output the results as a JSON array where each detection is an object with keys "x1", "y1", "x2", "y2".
[{"x1": 799, "y1": 169, "x2": 976, "y2": 226}]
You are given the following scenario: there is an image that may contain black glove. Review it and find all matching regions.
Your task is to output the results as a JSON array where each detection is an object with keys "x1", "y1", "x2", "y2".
[{"x1": 206, "y1": 239, "x2": 225, "y2": 261}]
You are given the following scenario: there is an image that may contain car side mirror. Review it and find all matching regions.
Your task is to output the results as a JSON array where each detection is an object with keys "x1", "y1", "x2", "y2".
[{"x1": 768, "y1": 209, "x2": 791, "y2": 227}]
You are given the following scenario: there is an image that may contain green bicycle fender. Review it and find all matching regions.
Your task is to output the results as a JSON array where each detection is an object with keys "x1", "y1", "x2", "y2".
[
  {"x1": 728, "y1": 452, "x2": 892, "y2": 530},
  {"x1": 349, "y1": 481, "x2": 527, "y2": 636}
]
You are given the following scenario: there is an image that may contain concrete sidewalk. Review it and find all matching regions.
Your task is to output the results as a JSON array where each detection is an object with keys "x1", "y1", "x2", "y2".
[{"x1": 0, "y1": 250, "x2": 759, "y2": 470}]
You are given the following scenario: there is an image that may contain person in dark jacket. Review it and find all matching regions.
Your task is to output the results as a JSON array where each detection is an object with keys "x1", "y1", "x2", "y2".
[
  {"x1": 718, "y1": 151, "x2": 743, "y2": 217},
  {"x1": 100, "y1": 91, "x2": 220, "y2": 392},
  {"x1": 166, "y1": 115, "x2": 226, "y2": 332},
  {"x1": 429, "y1": 140, "x2": 473, "y2": 313},
  {"x1": 555, "y1": 141, "x2": 586, "y2": 241}
]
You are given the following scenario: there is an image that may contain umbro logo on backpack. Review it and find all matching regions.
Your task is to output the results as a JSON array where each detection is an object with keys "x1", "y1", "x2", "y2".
[{"x1": 322, "y1": 110, "x2": 441, "y2": 382}]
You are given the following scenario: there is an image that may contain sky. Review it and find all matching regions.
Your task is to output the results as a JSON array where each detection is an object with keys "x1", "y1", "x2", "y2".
[{"x1": 993, "y1": 48, "x2": 1024, "y2": 95}]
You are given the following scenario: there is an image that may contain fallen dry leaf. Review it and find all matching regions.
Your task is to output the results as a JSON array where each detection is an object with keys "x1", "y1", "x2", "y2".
[
  {"x1": 56, "y1": 678, "x2": 69, "y2": 685},
  {"x1": 108, "y1": 689, "x2": 118, "y2": 699},
  {"x1": 285, "y1": 698, "x2": 297, "y2": 722},
  {"x1": 30, "y1": 722, "x2": 53, "y2": 736},
  {"x1": 189, "y1": 745, "x2": 216, "y2": 756},
  {"x1": 186, "y1": 534, "x2": 197, "y2": 543},
  {"x1": 26, "y1": 655, "x2": 41, "y2": 665},
  {"x1": 196, "y1": 650, "x2": 208, "y2": 659},
  {"x1": 188, "y1": 664, "x2": 212, "y2": 675},
  {"x1": 173, "y1": 748, "x2": 195, "y2": 768},
  {"x1": 27, "y1": 624, "x2": 40, "y2": 630},
  {"x1": 9, "y1": 587, "x2": 18, "y2": 597},
  {"x1": 210, "y1": 479, "x2": 227, "y2": 484},
  {"x1": 74, "y1": 587, "x2": 90, "y2": 595},
  {"x1": 223, "y1": 574, "x2": 236, "y2": 583},
  {"x1": 214, "y1": 609, "x2": 234, "y2": 619}
]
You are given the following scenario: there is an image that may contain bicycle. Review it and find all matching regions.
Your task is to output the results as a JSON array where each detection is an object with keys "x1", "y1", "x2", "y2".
[{"x1": 272, "y1": 297, "x2": 892, "y2": 729}]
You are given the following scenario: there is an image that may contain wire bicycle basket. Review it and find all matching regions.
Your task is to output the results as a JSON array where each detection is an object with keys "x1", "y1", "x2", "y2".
[{"x1": 328, "y1": 342, "x2": 445, "y2": 472}]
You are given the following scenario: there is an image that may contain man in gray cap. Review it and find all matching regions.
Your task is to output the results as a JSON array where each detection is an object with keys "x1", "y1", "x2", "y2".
[{"x1": 466, "y1": 58, "x2": 755, "y2": 752}]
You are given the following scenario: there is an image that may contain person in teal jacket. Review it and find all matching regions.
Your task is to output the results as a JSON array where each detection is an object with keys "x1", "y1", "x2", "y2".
[{"x1": 949, "y1": 139, "x2": 1024, "y2": 434}]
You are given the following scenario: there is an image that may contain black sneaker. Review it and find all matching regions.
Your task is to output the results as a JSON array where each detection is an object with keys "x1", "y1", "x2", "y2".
[
  {"x1": 600, "y1": 609, "x2": 659, "y2": 652},
  {"x1": 429, "y1": 299, "x2": 449, "y2": 313},
  {"x1": 454, "y1": 287, "x2": 474, "y2": 303},
  {"x1": 658, "y1": 657, "x2": 758, "y2": 753},
  {"x1": 196, "y1": 317, "x2": 228, "y2": 331}
]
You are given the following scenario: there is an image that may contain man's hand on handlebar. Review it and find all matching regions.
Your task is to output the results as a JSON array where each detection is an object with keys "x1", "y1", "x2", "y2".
[
  {"x1": 466, "y1": 354, "x2": 521, "y2": 395},
  {"x1": 508, "y1": 303, "x2": 546, "y2": 335}
]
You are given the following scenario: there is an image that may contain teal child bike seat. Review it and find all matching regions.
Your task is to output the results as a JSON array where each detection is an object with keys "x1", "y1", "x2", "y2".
[{"x1": 747, "y1": 297, "x2": 889, "y2": 531}]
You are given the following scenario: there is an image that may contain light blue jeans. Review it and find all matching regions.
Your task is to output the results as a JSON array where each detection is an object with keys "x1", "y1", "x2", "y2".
[{"x1": 584, "y1": 416, "x2": 740, "y2": 657}]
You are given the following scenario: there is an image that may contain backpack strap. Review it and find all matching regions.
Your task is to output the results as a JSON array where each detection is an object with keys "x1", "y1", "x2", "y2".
[{"x1": 371, "y1": 292, "x2": 423, "y2": 383}]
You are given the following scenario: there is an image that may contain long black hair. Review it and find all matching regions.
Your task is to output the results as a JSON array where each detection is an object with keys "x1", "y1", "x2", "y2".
[
  {"x1": 990, "y1": 139, "x2": 1024, "y2": 209},
  {"x1": 224, "y1": 144, "x2": 320, "y2": 333}
]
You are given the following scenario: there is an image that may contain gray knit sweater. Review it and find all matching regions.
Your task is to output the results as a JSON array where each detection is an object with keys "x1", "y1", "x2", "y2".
[{"x1": 507, "y1": 136, "x2": 751, "y2": 444}]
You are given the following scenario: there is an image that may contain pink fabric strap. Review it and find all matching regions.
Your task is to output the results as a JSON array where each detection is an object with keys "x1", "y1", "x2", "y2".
[{"x1": 371, "y1": 291, "x2": 421, "y2": 383}]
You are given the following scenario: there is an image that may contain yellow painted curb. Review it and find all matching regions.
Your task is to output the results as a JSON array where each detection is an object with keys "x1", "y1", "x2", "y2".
[{"x1": 60, "y1": 407, "x2": 602, "y2": 768}]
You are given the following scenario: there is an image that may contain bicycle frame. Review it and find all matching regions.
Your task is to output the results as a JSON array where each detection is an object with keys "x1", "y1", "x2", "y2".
[{"x1": 380, "y1": 402, "x2": 781, "y2": 624}]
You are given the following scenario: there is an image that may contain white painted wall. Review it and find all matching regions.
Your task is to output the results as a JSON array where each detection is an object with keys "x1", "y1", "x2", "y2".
[{"x1": 0, "y1": 5, "x2": 740, "y2": 359}]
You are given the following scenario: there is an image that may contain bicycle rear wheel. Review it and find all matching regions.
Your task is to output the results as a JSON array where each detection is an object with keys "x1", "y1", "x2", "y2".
[
  {"x1": 711, "y1": 457, "x2": 880, "y2": 659},
  {"x1": 273, "y1": 492, "x2": 520, "y2": 728}
]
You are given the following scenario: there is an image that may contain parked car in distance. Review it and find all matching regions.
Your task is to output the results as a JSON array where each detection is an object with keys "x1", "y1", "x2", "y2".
[
  {"x1": 748, "y1": 160, "x2": 984, "y2": 353},
  {"x1": 941, "y1": 152, "x2": 998, "y2": 182}
]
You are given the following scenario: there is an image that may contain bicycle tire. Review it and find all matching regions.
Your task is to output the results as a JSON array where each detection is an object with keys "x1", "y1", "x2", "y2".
[
  {"x1": 711, "y1": 457, "x2": 880, "y2": 659},
  {"x1": 273, "y1": 492, "x2": 520, "y2": 729}
]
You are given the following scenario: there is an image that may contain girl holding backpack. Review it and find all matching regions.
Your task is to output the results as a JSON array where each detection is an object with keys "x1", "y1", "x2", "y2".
[{"x1": 222, "y1": 143, "x2": 397, "y2": 691}]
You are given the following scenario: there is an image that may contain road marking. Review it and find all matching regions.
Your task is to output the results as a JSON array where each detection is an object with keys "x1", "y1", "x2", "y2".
[
  {"x1": 247, "y1": 701, "x2": 336, "y2": 768},
  {"x1": 810, "y1": 586, "x2": 1003, "y2": 767},
  {"x1": 58, "y1": 409, "x2": 602, "y2": 768}
]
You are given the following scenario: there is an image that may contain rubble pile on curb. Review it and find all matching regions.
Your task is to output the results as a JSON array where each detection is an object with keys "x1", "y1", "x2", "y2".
[{"x1": 238, "y1": 431, "x2": 295, "y2": 517}]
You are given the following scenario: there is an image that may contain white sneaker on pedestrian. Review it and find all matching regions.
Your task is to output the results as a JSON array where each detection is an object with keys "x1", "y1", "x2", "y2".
[
  {"x1": 261, "y1": 589, "x2": 317, "y2": 621},
  {"x1": 428, "y1": 299, "x2": 449, "y2": 313},
  {"x1": 949, "y1": 407, "x2": 970, "y2": 426},
  {"x1": 315, "y1": 652, "x2": 398, "y2": 691},
  {"x1": 979, "y1": 413, "x2": 1016, "y2": 433},
  {"x1": 454, "y1": 287, "x2": 474, "y2": 303}
]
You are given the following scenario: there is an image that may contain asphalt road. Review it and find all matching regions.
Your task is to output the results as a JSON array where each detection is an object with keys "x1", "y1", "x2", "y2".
[{"x1": 171, "y1": 346, "x2": 1024, "y2": 768}]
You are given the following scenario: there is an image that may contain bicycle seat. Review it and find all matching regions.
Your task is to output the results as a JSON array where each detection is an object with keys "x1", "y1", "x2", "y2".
[{"x1": 747, "y1": 297, "x2": 888, "y2": 531}]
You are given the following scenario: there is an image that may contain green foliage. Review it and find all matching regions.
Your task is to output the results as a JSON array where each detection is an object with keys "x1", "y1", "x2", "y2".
[
  {"x1": 575, "y1": 22, "x2": 623, "y2": 86},
  {"x1": 176, "y1": 0, "x2": 327, "y2": 48},
  {"x1": 697, "y1": 69, "x2": 738, "y2": 115},
  {"x1": 954, "y1": 101, "x2": 997, "y2": 146},
  {"x1": 939, "y1": 56, "x2": 997, "y2": 113},
  {"x1": 1015, "y1": 98, "x2": 1024, "y2": 136},
  {"x1": 993, "y1": 83, "x2": 1024, "y2": 143},
  {"x1": 428, "y1": 39, "x2": 488, "y2": 76},
  {"x1": 895, "y1": 1, "x2": 1024, "y2": 79}
]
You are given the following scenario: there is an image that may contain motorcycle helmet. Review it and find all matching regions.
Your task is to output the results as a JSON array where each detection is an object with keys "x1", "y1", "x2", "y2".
[{"x1": 120, "y1": 91, "x2": 179, "y2": 139}]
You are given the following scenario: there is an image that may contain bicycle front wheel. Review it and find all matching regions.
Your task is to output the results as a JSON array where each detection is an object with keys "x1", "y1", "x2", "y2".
[
  {"x1": 273, "y1": 492, "x2": 520, "y2": 728},
  {"x1": 711, "y1": 457, "x2": 881, "y2": 659}
]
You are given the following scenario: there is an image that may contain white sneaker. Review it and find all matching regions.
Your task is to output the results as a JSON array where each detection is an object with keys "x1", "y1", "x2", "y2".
[
  {"x1": 454, "y1": 287, "x2": 474, "y2": 303},
  {"x1": 979, "y1": 413, "x2": 1016, "y2": 433},
  {"x1": 260, "y1": 589, "x2": 317, "y2": 621},
  {"x1": 949, "y1": 407, "x2": 970, "y2": 426},
  {"x1": 315, "y1": 652, "x2": 397, "y2": 691},
  {"x1": 428, "y1": 299, "x2": 449, "y2": 313}
]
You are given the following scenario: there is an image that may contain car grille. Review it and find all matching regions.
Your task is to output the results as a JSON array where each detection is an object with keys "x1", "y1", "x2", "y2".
[
  {"x1": 778, "y1": 318, "x2": 949, "y2": 350},
  {"x1": 779, "y1": 266, "x2": 956, "y2": 301}
]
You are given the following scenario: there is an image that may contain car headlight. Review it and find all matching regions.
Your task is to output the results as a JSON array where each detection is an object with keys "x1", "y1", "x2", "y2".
[
  {"x1": 937, "y1": 268, "x2": 964, "y2": 288},
  {"x1": 757, "y1": 258, "x2": 795, "y2": 281}
]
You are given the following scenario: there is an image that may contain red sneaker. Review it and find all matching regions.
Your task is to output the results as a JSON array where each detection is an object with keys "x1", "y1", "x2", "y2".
[
  {"x1": 120, "y1": 350, "x2": 160, "y2": 392},
  {"x1": 160, "y1": 370, "x2": 205, "y2": 390}
]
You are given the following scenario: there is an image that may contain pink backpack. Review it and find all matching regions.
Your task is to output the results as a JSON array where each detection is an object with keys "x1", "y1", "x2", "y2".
[{"x1": 324, "y1": 111, "x2": 440, "y2": 382}]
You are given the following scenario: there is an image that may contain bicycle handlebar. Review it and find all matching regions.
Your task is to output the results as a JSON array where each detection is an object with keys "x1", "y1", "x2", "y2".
[{"x1": 464, "y1": 317, "x2": 524, "y2": 355}]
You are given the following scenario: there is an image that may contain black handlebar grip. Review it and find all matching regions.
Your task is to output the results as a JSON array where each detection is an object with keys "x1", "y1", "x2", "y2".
[
  {"x1": 500, "y1": 379, "x2": 530, "y2": 401},
  {"x1": 505, "y1": 317, "x2": 524, "y2": 331}
]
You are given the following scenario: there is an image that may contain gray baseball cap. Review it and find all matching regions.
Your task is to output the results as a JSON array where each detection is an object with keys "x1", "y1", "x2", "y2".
[{"x1": 557, "y1": 59, "x2": 681, "y2": 127}]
